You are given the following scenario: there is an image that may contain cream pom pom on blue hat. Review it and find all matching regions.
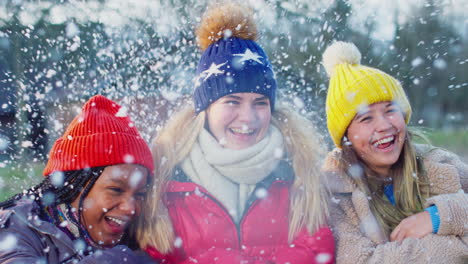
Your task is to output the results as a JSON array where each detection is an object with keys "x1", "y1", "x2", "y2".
[{"x1": 193, "y1": 3, "x2": 277, "y2": 113}]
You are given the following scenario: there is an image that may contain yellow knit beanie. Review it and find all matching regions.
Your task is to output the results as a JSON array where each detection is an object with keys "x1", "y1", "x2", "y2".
[{"x1": 322, "y1": 41, "x2": 412, "y2": 148}]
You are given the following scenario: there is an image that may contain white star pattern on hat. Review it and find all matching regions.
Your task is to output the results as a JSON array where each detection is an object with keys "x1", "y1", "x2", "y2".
[
  {"x1": 233, "y1": 48, "x2": 263, "y2": 64},
  {"x1": 203, "y1": 62, "x2": 227, "y2": 80},
  {"x1": 194, "y1": 61, "x2": 228, "y2": 87}
]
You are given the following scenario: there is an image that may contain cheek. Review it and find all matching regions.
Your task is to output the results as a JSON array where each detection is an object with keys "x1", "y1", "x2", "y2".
[
  {"x1": 85, "y1": 195, "x2": 113, "y2": 216},
  {"x1": 396, "y1": 118, "x2": 407, "y2": 133},
  {"x1": 350, "y1": 135, "x2": 369, "y2": 153},
  {"x1": 348, "y1": 123, "x2": 365, "y2": 143},
  {"x1": 258, "y1": 110, "x2": 271, "y2": 127},
  {"x1": 348, "y1": 128, "x2": 372, "y2": 154},
  {"x1": 208, "y1": 108, "x2": 232, "y2": 129},
  {"x1": 387, "y1": 116, "x2": 406, "y2": 142}
]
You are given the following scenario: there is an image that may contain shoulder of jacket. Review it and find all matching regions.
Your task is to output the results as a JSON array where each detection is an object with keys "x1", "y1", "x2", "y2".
[
  {"x1": 0, "y1": 209, "x2": 13, "y2": 227},
  {"x1": 416, "y1": 144, "x2": 461, "y2": 165},
  {"x1": 0, "y1": 199, "x2": 37, "y2": 227},
  {"x1": 322, "y1": 149, "x2": 356, "y2": 193},
  {"x1": 322, "y1": 148, "x2": 342, "y2": 172},
  {"x1": 416, "y1": 144, "x2": 465, "y2": 193}
]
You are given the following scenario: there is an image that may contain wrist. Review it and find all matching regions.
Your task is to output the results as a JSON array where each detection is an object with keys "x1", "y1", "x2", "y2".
[{"x1": 424, "y1": 205, "x2": 440, "y2": 234}]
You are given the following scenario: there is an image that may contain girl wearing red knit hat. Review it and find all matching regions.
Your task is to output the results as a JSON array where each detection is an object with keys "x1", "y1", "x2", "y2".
[{"x1": 0, "y1": 95, "x2": 154, "y2": 263}]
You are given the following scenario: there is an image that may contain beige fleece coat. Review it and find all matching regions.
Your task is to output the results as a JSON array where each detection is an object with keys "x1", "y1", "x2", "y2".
[{"x1": 323, "y1": 145, "x2": 468, "y2": 264}]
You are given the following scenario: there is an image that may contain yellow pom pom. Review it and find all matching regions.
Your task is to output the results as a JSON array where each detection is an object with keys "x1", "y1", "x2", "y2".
[{"x1": 196, "y1": 2, "x2": 257, "y2": 51}]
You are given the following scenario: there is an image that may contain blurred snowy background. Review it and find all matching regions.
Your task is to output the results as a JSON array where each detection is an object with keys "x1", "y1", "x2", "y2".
[{"x1": 0, "y1": 0, "x2": 467, "y2": 200}]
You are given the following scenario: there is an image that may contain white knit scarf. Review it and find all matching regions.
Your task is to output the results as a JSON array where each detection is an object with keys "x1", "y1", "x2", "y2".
[{"x1": 181, "y1": 125, "x2": 284, "y2": 222}]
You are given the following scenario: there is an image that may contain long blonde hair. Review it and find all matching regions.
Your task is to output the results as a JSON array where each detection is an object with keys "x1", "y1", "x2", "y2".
[
  {"x1": 137, "y1": 105, "x2": 329, "y2": 252},
  {"x1": 340, "y1": 130, "x2": 430, "y2": 236}
]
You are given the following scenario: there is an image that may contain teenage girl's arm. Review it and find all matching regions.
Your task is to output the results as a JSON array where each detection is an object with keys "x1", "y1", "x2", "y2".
[
  {"x1": 391, "y1": 146, "x2": 468, "y2": 241},
  {"x1": 330, "y1": 196, "x2": 468, "y2": 264}
]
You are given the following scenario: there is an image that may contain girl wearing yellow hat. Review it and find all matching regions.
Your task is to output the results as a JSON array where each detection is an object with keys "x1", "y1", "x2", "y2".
[{"x1": 321, "y1": 41, "x2": 468, "y2": 263}]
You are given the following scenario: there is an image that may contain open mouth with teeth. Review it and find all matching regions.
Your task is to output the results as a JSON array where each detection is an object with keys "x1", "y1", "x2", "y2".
[
  {"x1": 104, "y1": 216, "x2": 128, "y2": 234},
  {"x1": 372, "y1": 135, "x2": 395, "y2": 149},
  {"x1": 229, "y1": 127, "x2": 255, "y2": 136}
]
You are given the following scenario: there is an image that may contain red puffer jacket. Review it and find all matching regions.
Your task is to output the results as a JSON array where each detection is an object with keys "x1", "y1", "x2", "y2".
[{"x1": 146, "y1": 164, "x2": 335, "y2": 264}]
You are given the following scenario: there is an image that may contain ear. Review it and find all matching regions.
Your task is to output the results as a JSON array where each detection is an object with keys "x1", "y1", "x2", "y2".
[{"x1": 342, "y1": 136, "x2": 351, "y2": 145}]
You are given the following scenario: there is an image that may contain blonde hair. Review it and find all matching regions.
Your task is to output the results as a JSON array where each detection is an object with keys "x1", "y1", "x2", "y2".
[
  {"x1": 137, "y1": 105, "x2": 329, "y2": 252},
  {"x1": 340, "y1": 130, "x2": 430, "y2": 236}
]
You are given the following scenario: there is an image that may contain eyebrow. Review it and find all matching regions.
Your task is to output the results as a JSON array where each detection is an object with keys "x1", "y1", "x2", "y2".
[
  {"x1": 253, "y1": 96, "x2": 269, "y2": 101},
  {"x1": 107, "y1": 178, "x2": 147, "y2": 189},
  {"x1": 355, "y1": 113, "x2": 366, "y2": 120},
  {"x1": 107, "y1": 178, "x2": 127, "y2": 185},
  {"x1": 224, "y1": 95, "x2": 242, "y2": 100},
  {"x1": 223, "y1": 95, "x2": 268, "y2": 101},
  {"x1": 355, "y1": 102, "x2": 395, "y2": 119},
  {"x1": 355, "y1": 109, "x2": 369, "y2": 119}
]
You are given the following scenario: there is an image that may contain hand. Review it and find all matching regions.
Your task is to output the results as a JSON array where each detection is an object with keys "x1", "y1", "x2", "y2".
[{"x1": 390, "y1": 211, "x2": 432, "y2": 242}]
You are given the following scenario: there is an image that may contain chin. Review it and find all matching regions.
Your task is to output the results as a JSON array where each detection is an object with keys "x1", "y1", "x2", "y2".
[{"x1": 377, "y1": 156, "x2": 400, "y2": 168}]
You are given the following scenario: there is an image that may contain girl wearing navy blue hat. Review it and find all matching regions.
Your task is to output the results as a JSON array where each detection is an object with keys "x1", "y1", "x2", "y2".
[{"x1": 138, "y1": 3, "x2": 334, "y2": 264}]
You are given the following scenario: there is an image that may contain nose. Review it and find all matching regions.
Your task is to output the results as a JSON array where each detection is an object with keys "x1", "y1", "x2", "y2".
[
  {"x1": 237, "y1": 103, "x2": 257, "y2": 123},
  {"x1": 375, "y1": 114, "x2": 393, "y2": 132},
  {"x1": 119, "y1": 197, "x2": 138, "y2": 216}
]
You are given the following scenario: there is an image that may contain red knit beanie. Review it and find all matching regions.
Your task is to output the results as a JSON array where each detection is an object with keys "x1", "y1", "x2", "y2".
[{"x1": 43, "y1": 95, "x2": 154, "y2": 176}]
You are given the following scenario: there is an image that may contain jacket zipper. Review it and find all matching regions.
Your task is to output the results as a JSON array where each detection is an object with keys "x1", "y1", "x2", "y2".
[
  {"x1": 198, "y1": 183, "x2": 275, "y2": 252},
  {"x1": 200, "y1": 191, "x2": 260, "y2": 250}
]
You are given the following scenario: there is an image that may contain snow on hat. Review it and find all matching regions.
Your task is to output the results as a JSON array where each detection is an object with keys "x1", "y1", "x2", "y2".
[
  {"x1": 193, "y1": 2, "x2": 277, "y2": 113},
  {"x1": 322, "y1": 41, "x2": 412, "y2": 148},
  {"x1": 43, "y1": 95, "x2": 154, "y2": 176}
]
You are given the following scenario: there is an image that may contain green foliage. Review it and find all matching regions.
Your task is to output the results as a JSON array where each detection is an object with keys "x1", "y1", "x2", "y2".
[
  {"x1": 423, "y1": 129, "x2": 468, "y2": 161},
  {"x1": 0, "y1": 0, "x2": 466, "y2": 159},
  {"x1": 0, "y1": 164, "x2": 44, "y2": 202},
  {"x1": 388, "y1": 0, "x2": 468, "y2": 128}
]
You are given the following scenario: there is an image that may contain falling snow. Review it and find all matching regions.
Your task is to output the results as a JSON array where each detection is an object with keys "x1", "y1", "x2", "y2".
[
  {"x1": 0, "y1": 234, "x2": 17, "y2": 252},
  {"x1": 174, "y1": 237, "x2": 183, "y2": 248},
  {"x1": 0, "y1": 0, "x2": 466, "y2": 262},
  {"x1": 347, "y1": 164, "x2": 363, "y2": 179},
  {"x1": 50, "y1": 171, "x2": 64, "y2": 187},
  {"x1": 129, "y1": 170, "x2": 144, "y2": 188}
]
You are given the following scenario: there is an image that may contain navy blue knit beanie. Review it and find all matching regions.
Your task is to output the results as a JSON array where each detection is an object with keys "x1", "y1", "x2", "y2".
[{"x1": 193, "y1": 3, "x2": 277, "y2": 113}]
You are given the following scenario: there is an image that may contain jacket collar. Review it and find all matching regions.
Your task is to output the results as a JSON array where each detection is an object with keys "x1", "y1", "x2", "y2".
[
  {"x1": 167, "y1": 160, "x2": 294, "y2": 193},
  {"x1": 324, "y1": 170, "x2": 356, "y2": 193},
  {"x1": 322, "y1": 148, "x2": 356, "y2": 193}
]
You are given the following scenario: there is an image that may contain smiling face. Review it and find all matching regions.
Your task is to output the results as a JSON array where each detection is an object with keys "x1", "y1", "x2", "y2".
[
  {"x1": 206, "y1": 93, "x2": 271, "y2": 150},
  {"x1": 346, "y1": 101, "x2": 406, "y2": 177},
  {"x1": 71, "y1": 164, "x2": 149, "y2": 246}
]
